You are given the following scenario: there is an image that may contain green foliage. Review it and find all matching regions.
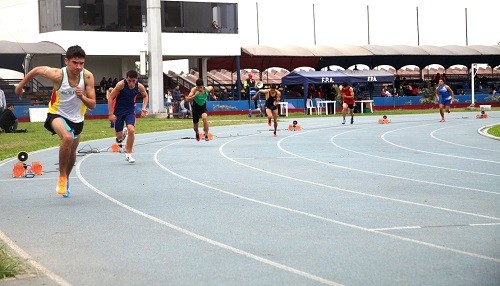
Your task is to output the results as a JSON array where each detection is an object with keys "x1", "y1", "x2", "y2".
[
  {"x1": 485, "y1": 95, "x2": 500, "y2": 102},
  {"x1": 0, "y1": 245, "x2": 24, "y2": 279},
  {"x1": 419, "y1": 85, "x2": 437, "y2": 104}
]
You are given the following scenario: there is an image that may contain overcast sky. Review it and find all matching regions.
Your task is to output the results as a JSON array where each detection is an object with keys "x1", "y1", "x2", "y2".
[{"x1": 237, "y1": 0, "x2": 500, "y2": 47}]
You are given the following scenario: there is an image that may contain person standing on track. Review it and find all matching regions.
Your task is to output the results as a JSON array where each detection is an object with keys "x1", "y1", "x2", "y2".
[
  {"x1": 258, "y1": 84, "x2": 281, "y2": 136},
  {"x1": 435, "y1": 79, "x2": 455, "y2": 122},
  {"x1": 15, "y1": 45, "x2": 96, "y2": 197},
  {"x1": 186, "y1": 78, "x2": 213, "y2": 141},
  {"x1": 108, "y1": 70, "x2": 149, "y2": 163},
  {"x1": 339, "y1": 82, "x2": 355, "y2": 124}
]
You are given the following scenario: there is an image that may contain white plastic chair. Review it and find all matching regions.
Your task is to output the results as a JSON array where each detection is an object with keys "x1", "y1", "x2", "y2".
[{"x1": 306, "y1": 98, "x2": 316, "y2": 115}]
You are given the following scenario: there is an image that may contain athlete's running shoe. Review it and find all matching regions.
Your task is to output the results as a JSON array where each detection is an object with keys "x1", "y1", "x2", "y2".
[
  {"x1": 342, "y1": 118, "x2": 346, "y2": 125},
  {"x1": 195, "y1": 132, "x2": 201, "y2": 141},
  {"x1": 63, "y1": 180, "x2": 71, "y2": 198},
  {"x1": 125, "y1": 153, "x2": 136, "y2": 163},
  {"x1": 440, "y1": 118, "x2": 445, "y2": 122},
  {"x1": 350, "y1": 117, "x2": 354, "y2": 124},
  {"x1": 56, "y1": 176, "x2": 68, "y2": 196}
]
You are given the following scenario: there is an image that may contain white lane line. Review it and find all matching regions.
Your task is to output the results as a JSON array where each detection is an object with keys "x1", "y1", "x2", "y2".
[
  {"x1": 0, "y1": 230, "x2": 71, "y2": 286},
  {"x1": 430, "y1": 126, "x2": 500, "y2": 152},
  {"x1": 216, "y1": 136, "x2": 500, "y2": 262},
  {"x1": 381, "y1": 124, "x2": 500, "y2": 164},
  {"x1": 329, "y1": 128, "x2": 500, "y2": 178},
  {"x1": 75, "y1": 150, "x2": 341, "y2": 286},
  {"x1": 371, "y1": 222, "x2": 500, "y2": 231},
  {"x1": 277, "y1": 129, "x2": 500, "y2": 196}
]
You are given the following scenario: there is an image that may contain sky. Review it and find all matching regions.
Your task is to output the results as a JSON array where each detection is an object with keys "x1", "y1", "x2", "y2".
[{"x1": 237, "y1": 0, "x2": 500, "y2": 47}]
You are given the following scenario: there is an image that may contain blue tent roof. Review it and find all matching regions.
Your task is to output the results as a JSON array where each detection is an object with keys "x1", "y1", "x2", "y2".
[
  {"x1": 281, "y1": 70, "x2": 349, "y2": 86},
  {"x1": 281, "y1": 70, "x2": 394, "y2": 86}
]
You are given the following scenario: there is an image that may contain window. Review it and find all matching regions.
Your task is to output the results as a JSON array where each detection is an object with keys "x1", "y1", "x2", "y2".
[{"x1": 39, "y1": 1, "x2": 237, "y2": 34}]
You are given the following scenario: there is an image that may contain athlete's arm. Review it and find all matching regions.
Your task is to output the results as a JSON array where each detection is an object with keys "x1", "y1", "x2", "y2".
[
  {"x1": 185, "y1": 87, "x2": 196, "y2": 102},
  {"x1": 15, "y1": 66, "x2": 61, "y2": 97},
  {"x1": 138, "y1": 83, "x2": 149, "y2": 116},
  {"x1": 107, "y1": 80, "x2": 124, "y2": 119},
  {"x1": 81, "y1": 69, "x2": 96, "y2": 109}
]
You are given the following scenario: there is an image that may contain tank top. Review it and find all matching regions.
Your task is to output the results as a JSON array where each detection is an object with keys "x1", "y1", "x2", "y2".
[
  {"x1": 341, "y1": 86, "x2": 355, "y2": 104},
  {"x1": 194, "y1": 88, "x2": 209, "y2": 106},
  {"x1": 265, "y1": 91, "x2": 277, "y2": 108},
  {"x1": 437, "y1": 84, "x2": 452, "y2": 100},
  {"x1": 114, "y1": 79, "x2": 138, "y2": 115},
  {"x1": 48, "y1": 67, "x2": 86, "y2": 123}
]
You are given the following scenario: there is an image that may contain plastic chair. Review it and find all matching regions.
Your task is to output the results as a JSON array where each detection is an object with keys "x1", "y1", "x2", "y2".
[{"x1": 306, "y1": 98, "x2": 316, "y2": 115}]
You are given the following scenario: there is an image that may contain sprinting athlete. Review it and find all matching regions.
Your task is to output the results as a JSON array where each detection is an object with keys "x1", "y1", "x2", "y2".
[
  {"x1": 435, "y1": 79, "x2": 455, "y2": 122},
  {"x1": 258, "y1": 84, "x2": 281, "y2": 136},
  {"x1": 186, "y1": 78, "x2": 213, "y2": 141},
  {"x1": 108, "y1": 70, "x2": 149, "y2": 163},
  {"x1": 15, "y1": 45, "x2": 96, "y2": 197},
  {"x1": 339, "y1": 82, "x2": 355, "y2": 124}
]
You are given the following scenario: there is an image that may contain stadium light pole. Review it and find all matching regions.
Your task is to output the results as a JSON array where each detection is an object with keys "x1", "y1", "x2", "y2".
[
  {"x1": 313, "y1": 4, "x2": 317, "y2": 45},
  {"x1": 366, "y1": 5, "x2": 370, "y2": 45},
  {"x1": 416, "y1": 7, "x2": 420, "y2": 46},
  {"x1": 146, "y1": 0, "x2": 164, "y2": 114}
]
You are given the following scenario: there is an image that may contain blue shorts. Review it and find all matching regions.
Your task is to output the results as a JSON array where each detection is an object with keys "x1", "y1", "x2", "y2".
[
  {"x1": 439, "y1": 98, "x2": 452, "y2": 106},
  {"x1": 114, "y1": 112, "x2": 136, "y2": 132}
]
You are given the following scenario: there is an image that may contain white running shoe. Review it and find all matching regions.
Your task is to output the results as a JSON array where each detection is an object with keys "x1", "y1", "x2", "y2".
[{"x1": 125, "y1": 153, "x2": 135, "y2": 163}]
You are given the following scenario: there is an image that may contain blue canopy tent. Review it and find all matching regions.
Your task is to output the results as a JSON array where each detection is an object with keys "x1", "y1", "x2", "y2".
[
  {"x1": 281, "y1": 70, "x2": 350, "y2": 98},
  {"x1": 282, "y1": 70, "x2": 395, "y2": 96}
]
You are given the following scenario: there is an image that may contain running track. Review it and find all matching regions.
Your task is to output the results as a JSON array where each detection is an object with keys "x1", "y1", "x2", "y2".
[{"x1": 0, "y1": 112, "x2": 499, "y2": 285}]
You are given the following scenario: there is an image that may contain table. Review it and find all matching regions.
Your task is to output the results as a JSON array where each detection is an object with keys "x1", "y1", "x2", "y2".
[
  {"x1": 316, "y1": 100, "x2": 336, "y2": 115},
  {"x1": 355, "y1": 100, "x2": 374, "y2": 113},
  {"x1": 278, "y1": 102, "x2": 289, "y2": 117}
]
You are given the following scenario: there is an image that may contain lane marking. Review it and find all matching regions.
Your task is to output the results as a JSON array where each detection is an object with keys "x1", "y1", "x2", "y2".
[
  {"x1": 381, "y1": 124, "x2": 500, "y2": 164},
  {"x1": 430, "y1": 126, "x2": 500, "y2": 152},
  {"x1": 0, "y1": 230, "x2": 71, "y2": 286},
  {"x1": 216, "y1": 136, "x2": 500, "y2": 262},
  {"x1": 328, "y1": 128, "x2": 500, "y2": 178},
  {"x1": 371, "y1": 222, "x2": 500, "y2": 231},
  {"x1": 76, "y1": 149, "x2": 342, "y2": 286}
]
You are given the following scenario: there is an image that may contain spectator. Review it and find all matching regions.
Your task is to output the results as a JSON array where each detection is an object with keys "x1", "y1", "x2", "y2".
[
  {"x1": 380, "y1": 87, "x2": 391, "y2": 97},
  {"x1": 490, "y1": 87, "x2": 497, "y2": 94},
  {"x1": 211, "y1": 20, "x2": 220, "y2": 31},
  {"x1": 219, "y1": 86, "x2": 229, "y2": 101},
  {"x1": 442, "y1": 73, "x2": 449, "y2": 83},
  {"x1": 99, "y1": 77, "x2": 107, "y2": 93},
  {"x1": 433, "y1": 73, "x2": 441, "y2": 84},
  {"x1": 0, "y1": 104, "x2": 26, "y2": 133},
  {"x1": 172, "y1": 83, "x2": 181, "y2": 103},
  {"x1": 0, "y1": 87, "x2": 6, "y2": 114},
  {"x1": 179, "y1": 96, "x2": 192, "y2": 118},
  {"x1": 106, "y1": 77, "x2": 113, "y2": 89},
  {"x1": 112, "y1": 77, "x2": 119, "y2": 87}
]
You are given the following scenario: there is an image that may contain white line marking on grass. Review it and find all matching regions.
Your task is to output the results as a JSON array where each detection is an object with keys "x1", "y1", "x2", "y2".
[
  {"x1": 75, "y1": 150, "x2": 342, "y2": 286},
  {"x1": 0, "y1": 230, "x2": 71, "y2": 286}
]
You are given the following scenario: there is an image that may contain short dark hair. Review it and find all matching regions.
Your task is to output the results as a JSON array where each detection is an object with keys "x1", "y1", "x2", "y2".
[
  {"x1": 342, "y1": 82, "x2": 348, "y2": 88},
  {"x1": 66, "y1": 45, "x2": 86, "y2": 59},
  {"x1": 196, "y1": 79, "x2": 204, "y2": 87},
  {"x1": 7, "y1": 103, "x2": 14, "y2": 108},
  {"x1": 126, "y1": 70, "x2": 139, "y2": 79}
]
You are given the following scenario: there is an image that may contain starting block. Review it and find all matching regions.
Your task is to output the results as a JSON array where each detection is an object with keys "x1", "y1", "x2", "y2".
[
  {"x1": 111, "y1": 143, "x2": 126, "y2": 152},
  {"x1": 378, "y1": 115, "x2": 391, "y2": 124},
  {"x1": 12, "y1": 151, "x2": 43, "y2": 178},
  {"x1": 12, "y1": 162, "x2": 27, "y2": 178},
  {"x1": 476, "y1": 110, "x2": 488, "y2": 119},
  {"x1": 288, "y1": 120, "x2": 302, "y2": 131},
  {"x1": 29, "y1": 161, "x2": 43, "y2": 175},
  {"x1": 199, "y1": 132, "x2": 214, "y2": 140}
]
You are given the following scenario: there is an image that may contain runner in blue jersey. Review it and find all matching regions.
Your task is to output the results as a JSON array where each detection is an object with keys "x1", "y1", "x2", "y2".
[
  {"x1": 186, "y1": 78, "x2": 214, "y2": 141},
  {"x1": 435, "y1": 79, "x2": 455, "y2": 122},
  {"x1": 108, "y1": 70, "x2": 149, "y2": 163}
]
